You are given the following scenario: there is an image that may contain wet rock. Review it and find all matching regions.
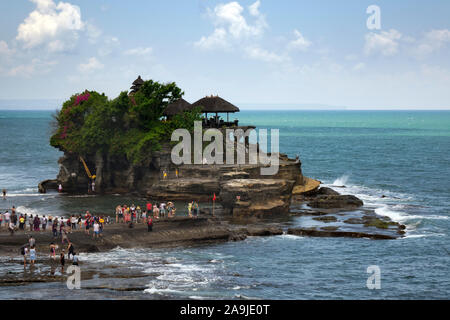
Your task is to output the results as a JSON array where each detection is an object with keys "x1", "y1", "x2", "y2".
[
  {"x1": 344, "y1": 218, "x2": 365, "y2": 224},
  {"x1": 287, "y1": 227, "x2": 397, "y2": 240},
  {"x1": 320, "y1": 226, "x2": 339, "y2": 231},
  {"x1": 312, "y1": 215, "x2": 338, "y2": 223},
  {"x1": 246, "y1": 227, "x2": 283, "y2": 236},
  {"x1": 316, "y1": 187, "x2": 340, "y2": 196},
  {"x1": 86, "y1": 245, "x2": 100, "y2": 253},
  {"x1": 363, "y1": 219, "x2": 398, "y2": 229},
  {"x1": 220, "y1": 179, "x2": 295, "y2": 218},
  {"x1": 38, "y1": 179, "x2": 58, "y2": 193},
  {"x1": 308, "y1": 195, "x2": 363, "y2": 209}
]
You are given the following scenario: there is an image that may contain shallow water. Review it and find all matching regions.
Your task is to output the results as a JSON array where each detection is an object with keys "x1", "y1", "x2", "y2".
[{"x1": 0, "y1": 110, "x2": 449, "y2": 299}]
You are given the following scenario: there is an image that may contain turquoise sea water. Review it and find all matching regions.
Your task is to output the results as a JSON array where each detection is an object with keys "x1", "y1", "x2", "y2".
[{"x1": 0, "y1": 110, "x2": 449, "y2": 299}]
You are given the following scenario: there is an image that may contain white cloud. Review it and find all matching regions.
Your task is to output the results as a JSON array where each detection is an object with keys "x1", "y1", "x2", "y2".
[
  {"x1": 415, "y1": 29, "x2": 450, "y2": 57},
  {"x1": 195, "y1": 1, "x2": 267, "y2": 50},
  {"x1": 97, "y1": 37, "x2": 120, "y2": 56},
  {"x1": 288, "y1": 29, "x2": 311, "y2": 51},
  {"x1": 353, "y1": 62, "x2": 365, "y2": 71},
  {"x1": 16, "y1": 0, "x2": 84, "y2": 52},
  {"x1": 124, "y1": 47, "x2": 153, "y2": 56},
  {"x1": 78, "y1": 57, "x2": 104, "y2": 73},
  {"x1": 7, "y1": 58, "x2": 57, "y2": 78},
  {"x1": 86, "y1": 22, "x2": 102, "y2": 44},
  {"x1": 195, "y1": 28, "x2": 229, "y2": 50},
  {"x1": 0, "y1": 41, "x2": 15, "y2": 56},
  {"x1": 364, "y1": 29, "x2": 402, "y2": 56},
  {"x1": 245, "y1": 46, "x2": 289, "y2": 63},
  {"x1": 248, "y1": 0, "x2": 261, "y2": 17}
]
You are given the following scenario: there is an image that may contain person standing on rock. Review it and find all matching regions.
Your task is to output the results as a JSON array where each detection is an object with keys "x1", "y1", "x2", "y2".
[
  {"x1": 147, "y1": 216, "x2": 153, "y2": 232},
  {"x1": 99, "y1": 216, "x2": 104, "y2": 235},
  {"x1": 67, "y1": 241, "x2": 75, "y2": 260},
  {"x1": 192, "y1": 201, "x2": 199, "y2": 219},
  {"x1": 8, "y1": 220, "x2": 15, "y2": 235},
  {"x1": 70, "y1": 215, "x2": 77, "y2": 230},
  {"x1": 52, "y1": 219, "x2": 58, "y2": 238},
  {"x1": 60, "y1": 250, "x2": 65, "y2": 273},
  {"x1": 28, "y1": 214, "x2": 33, "y2": 232},
  {"x1": 61, "y1": 225, "x2": 69, "y2": 244},
  {"x1": 29, "y1": 235, "x2": 36, "y2": 248},
  {"x1": 142, "y1": 210, "x2": 147, "y2": 224},
  {"x1": 188, "y1": 201, "x2": 193, "y2": 217},
  {"x1": 72, "y1": 253, "x2": 79, "y2": 266},
  {"x1": 12, "y1": 211, "x2": 17, "y2": 228},
  {"x1": 33, "y1": 215, "x2": 40, "y2": 231},
  {"x1": 4, "y1": 210, "x2": 10, "y2": 229},
  {"x1": 93, "y1": 221, "x2": 100, "y2": 239},
  {"x1": 19, "y1": 215, "x2": 25, "y2": 230},
  {"x1": 153, "y1": 204, "x2": 159, "y2": 219},
  {"x1": 29, "y1": 246, "x2": 36, "y2": 266},
  {"x1": 146, "y1": 202, "x2": 152, "y2": 220},
  {"x1": 58, "y1": 184, "x2": 62, "y2": 193},
  {"x1": 160, "y1": 203, "x2": 166, "y2": 218},
  {"x1": 21, "y1": 245, "x2": 28, "y2": 267},
  {"x1": 50, "y1": 242, "x2": 57, "y2": 260},
  {"x1": 42, "y1": 215, "x2": 47, "y2": 231}
]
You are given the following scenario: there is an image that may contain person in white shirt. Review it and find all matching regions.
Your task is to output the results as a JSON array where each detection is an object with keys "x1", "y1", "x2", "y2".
[
  {"x1": 4, "y1": 211, "x2": 10, "y2": 226},
  {"x1": 93, "y1": 221, "x2": 100, "y2": 239}
]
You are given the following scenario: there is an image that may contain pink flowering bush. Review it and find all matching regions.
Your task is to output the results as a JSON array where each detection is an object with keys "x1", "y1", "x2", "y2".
[{"x1": 74, "y1": 92, "x2": 91, "y2": 105}]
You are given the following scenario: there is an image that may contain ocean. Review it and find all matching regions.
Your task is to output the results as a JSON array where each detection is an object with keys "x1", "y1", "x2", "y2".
[{"x1": 0, "y1": 110, "x2": 449, "y2": 299}]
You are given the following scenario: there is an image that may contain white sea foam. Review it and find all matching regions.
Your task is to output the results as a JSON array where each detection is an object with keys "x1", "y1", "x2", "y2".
[
  {"x1": 375, "y1": 206, "x2": 449, "y2": 222},
  {"x1": 14, "y1": 206, "x2": 61, "y2": 219},
  {"x1": 331, "y1": 175, "x2": 349, "y2": 187},
  {"x1": 277, "y1": 234, "x2": 304, "y2": 240},
  {"x1": 189, "y1": 295, "x2": 209, "y2": 300},
  {"x1": 144, "y1": 287, "x2": 184, "y2": 295}
]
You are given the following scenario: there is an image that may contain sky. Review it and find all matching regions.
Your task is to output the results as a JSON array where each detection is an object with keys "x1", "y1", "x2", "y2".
[{"x1": 0, "y1": 0, "x2": 450, "y2": 109}]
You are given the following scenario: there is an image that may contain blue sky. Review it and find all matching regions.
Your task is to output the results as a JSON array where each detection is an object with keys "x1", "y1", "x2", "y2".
[{"x1": 0, "y1": 0, "x2": 450, "y2": 109}]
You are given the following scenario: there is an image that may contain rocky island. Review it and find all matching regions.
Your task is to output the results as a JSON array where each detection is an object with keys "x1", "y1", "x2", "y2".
[{"x1": 37, "y1": 76, "x2": 405, "y2": 241}]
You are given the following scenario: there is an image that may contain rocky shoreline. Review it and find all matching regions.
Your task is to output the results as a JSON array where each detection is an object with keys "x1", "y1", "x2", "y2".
[{"x1": 1, "y1": 196, "x2": 406, "y2": 288}]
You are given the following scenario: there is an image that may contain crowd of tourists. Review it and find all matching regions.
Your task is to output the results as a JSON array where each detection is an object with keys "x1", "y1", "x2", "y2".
[
  {"x1": 115, "y1": 200, "x2": 200, "y2": 223},
  {"x1": 2, "y1": 200, "x2": 202, "y2": 270},
  {"x1": 0, "y1": 207, "x2": 111, "y2": 239}
]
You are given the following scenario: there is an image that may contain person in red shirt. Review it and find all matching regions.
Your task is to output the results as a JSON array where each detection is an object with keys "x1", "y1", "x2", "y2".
[{"x1": 147, "y1": 217, "x2": 153, "y2": 232}]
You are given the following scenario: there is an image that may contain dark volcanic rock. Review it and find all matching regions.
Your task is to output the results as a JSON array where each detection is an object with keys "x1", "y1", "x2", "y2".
[
  {"x1": 38, "y1": 179, "x2": 58, "y2": 193},
  {"x1": 344, "y1": 218, "x2": 365, "y2": 224},
  {"x1": 287, "y1": 227, "x2": 397, "y2": 240},
  {"x1": 312, "y1": 215, "x2": 338, "y2": 223},
  {"x1": 308, "y1": 195, "x2": 363, "y2": 209},
  {"x1": 315, "y1": 187, "x2": 340, "y2": 196}
]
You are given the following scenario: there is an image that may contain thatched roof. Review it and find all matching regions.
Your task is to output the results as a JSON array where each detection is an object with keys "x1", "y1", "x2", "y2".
[
  {"x1": 130, "y1": 85, "x2": 140, "y2": 92},
  {"x1": 163, "y1": 98, "x2": 193, "y2": 116},
  {"x1": 132, "y1": 75, "x2": 144, "y2": 86},
  {"x1": 192, "y1": 95, "x2": 240, "y2": 113}
]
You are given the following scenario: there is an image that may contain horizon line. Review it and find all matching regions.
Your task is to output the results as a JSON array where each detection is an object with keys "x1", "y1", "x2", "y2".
[{"x1": 1, "y1": 107, "x2": 450, "y2": 111}]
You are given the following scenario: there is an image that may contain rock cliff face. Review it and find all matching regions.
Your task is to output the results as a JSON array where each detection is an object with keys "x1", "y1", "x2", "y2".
[{"x1": 46, "y1": 143, "x2": 305, "y2": 218}]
